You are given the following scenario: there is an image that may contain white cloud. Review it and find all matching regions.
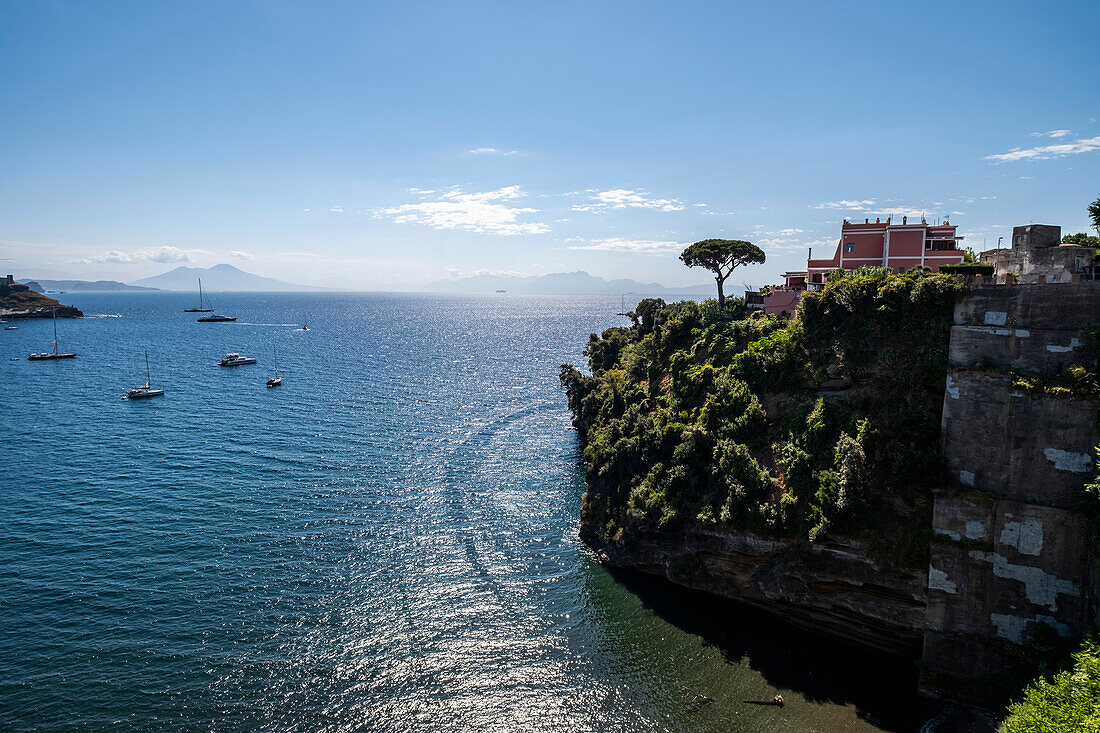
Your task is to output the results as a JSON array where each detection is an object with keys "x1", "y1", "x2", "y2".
[
  {"x1": 228, "y1": 250, "x2": 255, "y2": 260},
  {"x1": 446, "y1": 267, "x2": 529, "y2": 279},
  {"x1": 329, "y1": 205, "x2": 344, "y2": 213},
  {"x1": 814, "y1": 199, "x2": 877, "y2": 210},
  {"x1": 468, "y1": 147, "x2": 518, "y2": 156},
  {"x1": 567, "y1": 237, "x2": 684, "y2": 254},
  {"x1": 377, "y1": 185, "x2": 549, "y2": 235},
  {"x1": 1030, "y1": 129, "x2": 1072, "y2": 138},
  {"x1": 985, "y1": 136, "x2": 1100, "y2": 162},
  {"x1": 571, "y1": 189, "x2": 686, "y2": 213},
  {"x1": 72, "y1": 246, "x2": 210, "y2": 265}
]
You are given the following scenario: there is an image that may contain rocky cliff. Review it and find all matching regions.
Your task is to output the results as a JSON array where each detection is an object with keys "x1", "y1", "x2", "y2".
[
  {"x1": 563, "y1": 275, "x2": 1100, "y2": 701},
  {"x1": 582, "y1": 522, "x2": 927, "y2": 656},
  {"x1": 0, "y1": 282, "x2": 83, "y2": 318}
]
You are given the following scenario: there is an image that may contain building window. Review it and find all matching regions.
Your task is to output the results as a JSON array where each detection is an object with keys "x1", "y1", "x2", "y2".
[{"x1": 844, "y1": 244, "x2": 854, "y2": 253}]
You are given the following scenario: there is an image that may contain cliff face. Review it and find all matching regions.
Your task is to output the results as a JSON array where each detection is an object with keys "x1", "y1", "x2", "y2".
[
  {"x1": 581, "y1": 521, "x2": 928, "y2": 656},
  {"x1": 564, "y1": 277, "x2": 1100, "y2": 704},
  {"x1": 0, "y1": 282, "x2": 83, "y2": 318},
  {"x1": 561, "y1": 273, "x2": 963, "y2": 654}
]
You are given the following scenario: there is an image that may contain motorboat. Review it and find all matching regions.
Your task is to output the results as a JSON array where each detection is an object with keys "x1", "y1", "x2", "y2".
[
  {"x1": 198, "y1": 314, "x2": 237, "y2": 322},
  {"x1": 218, "y1": 352, "x2": 256, "y2": 367}
]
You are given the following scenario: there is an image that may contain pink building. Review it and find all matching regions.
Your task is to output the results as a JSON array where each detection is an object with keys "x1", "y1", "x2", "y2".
[
  {"x1": 763, "y1": 272, "x2": 807, "y2": 317},
  {"x1": 807, "y1": 216, "x2": 964, "y2": 286},
  {"x1": 763, "y1": 216, "x2": 965, "y2": 316}
]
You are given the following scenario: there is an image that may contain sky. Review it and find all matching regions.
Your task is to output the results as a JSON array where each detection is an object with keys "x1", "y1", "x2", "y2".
[{"x1": 1, "y1": 0, "x2": 1098, "y2": 290}]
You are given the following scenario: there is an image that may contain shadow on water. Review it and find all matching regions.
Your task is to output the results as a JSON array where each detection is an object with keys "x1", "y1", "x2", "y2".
[{"x1": 606, "y1": 566, "x2": 938, "y2": 731}]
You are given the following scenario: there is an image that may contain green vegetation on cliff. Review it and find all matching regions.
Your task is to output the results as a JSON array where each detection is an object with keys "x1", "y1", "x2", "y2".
[
  {"x1": 561, "y1": 269, "x2": 965, "y2": 566},
  {"x1": 999, "y1": 637, "x2": 1100, "y2": 733}
]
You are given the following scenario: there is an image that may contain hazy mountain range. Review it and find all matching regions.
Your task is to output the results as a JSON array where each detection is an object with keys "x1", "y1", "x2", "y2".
[
  {"x1": 21, "y1": 279, "x2": 162, "y2": 292},
  {"x1": 16, "y1": 264, "x2": 719, "y2": 296},
  {"x1": 130, "y1": 264, "x2": 330, "y2": 292},
  {"x1": 428, "y1": 270, "x2": 715, "y2": 295}
]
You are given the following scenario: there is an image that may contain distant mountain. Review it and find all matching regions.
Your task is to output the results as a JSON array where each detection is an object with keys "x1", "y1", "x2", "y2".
[
  {"x1": 428, "y1": 270, "x2": 716, "y2": 296},
  {"x1": 130, "y1": 264, "x2": 329, "y2": 292},
  {"x1": 20, "y1": 278, "x2": 162, "y2": 292}
]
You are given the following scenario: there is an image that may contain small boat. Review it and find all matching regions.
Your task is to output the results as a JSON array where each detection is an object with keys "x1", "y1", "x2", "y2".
[
  {"x1": 183, "y1": 278, "x2": 214, "y2": 312},
  {"x1": 29, "y1": 308, "x2": 77, "y2": 360},
  {"x1": 267, "y1": 346, "x2": 282, "y2": 388},
  {"x1": 127, "y1": 349, "x2": 165, "y2": 399},
  {"x1": 198, "y1": 314, "x2": 237, "y2": 322},
  {"x1": 4, "y1": 325, "x2": 16, "y2": 330},
  {"x1": 218, "y1": 352, "x2": 256, "y2": 367},
  {"x1": 294, "y1": 324, "x2": 310, "y2": 332}
]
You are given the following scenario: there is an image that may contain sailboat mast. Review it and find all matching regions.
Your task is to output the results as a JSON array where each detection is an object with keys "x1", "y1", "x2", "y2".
[
  {"x1": 273, "y1": 345, "x2": 279, "y2": 377},
  {"x1": 145, "y1": 349, "x2": 151, "y2": 387},
  {"x1": 198, "y1": 278, "x2": 204, "y2": 309},
  {"x1": 52, "y1": 307, "x2": 59, "y2": 355}
]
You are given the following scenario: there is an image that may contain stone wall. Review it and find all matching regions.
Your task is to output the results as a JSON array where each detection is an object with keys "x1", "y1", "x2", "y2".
[
  {"x1": 921, "y1": 283, "x2": 1100, "y2": 691},
  {"x1": 979, "y1": 242, "x2": 1098, "y2": 284}
]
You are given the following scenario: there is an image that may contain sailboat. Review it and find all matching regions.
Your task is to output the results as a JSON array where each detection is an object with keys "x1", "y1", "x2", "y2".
[
  {"x1": 28, "y1": 308, "x2": 77, "y2": 360},
  {"x1": 196, "y1": 288, "x2": 237, "y2": 322},
  {"x1": 127, "y1": 349, "x2": 165, "y2": 399},
  {"x1": 267, "y1": 346, "x2": 282, "y2": 388},
  {"x1": 183, "y1": 278, "x2": 214, "y2": 312}
]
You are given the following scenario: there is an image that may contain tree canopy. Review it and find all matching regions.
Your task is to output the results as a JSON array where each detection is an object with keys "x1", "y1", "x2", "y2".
[
  {"x1": 680, "y1": 239, "x2": 766, "y2": 307},
  {"x1": 1088, "y1": 195, "x2": 1100, "y2": 236}
]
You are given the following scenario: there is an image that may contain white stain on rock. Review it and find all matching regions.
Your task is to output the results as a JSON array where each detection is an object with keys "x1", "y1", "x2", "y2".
[
  {"x1": 968, "y1": 550, "x2": 1080, "y2": 611},
  {"x1": 935, "y1": 527, "x2": 962, "y2": 541},
  {"x1": 990, "y1": 613, "x2": 1028, "y2": 644},
  {"x1": 960, "y1": 470, "x2": 976, "y2": 487},
  {"x1": 946, "y1": 375, "x2": 959, "y2": 399},
  {"x1": 965, "y1": 520, "x2": 987, "y2": 540},
  {"x1": 928, "y1": 566, "x2": 958, "y2": 594},
  {"x1": 1000, "y1": 517, "x2": 1043, "y2": 556},
  {"x1": 1035, "y1": 614, "x2": 1075, "y2": 638},
  {"x1": 1046, "y1": 338, "x2": 1082, "y2": 353},
  {"x1": 1044, "y1": 448, "x2": 1092, "y2": 473},
  {"x1": 984, "y1": 311, "x2": 1007, "y2": 326}
]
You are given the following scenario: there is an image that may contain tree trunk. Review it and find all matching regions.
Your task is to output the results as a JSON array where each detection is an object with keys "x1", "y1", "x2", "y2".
[{"x1": 715, "y1": 276, "x2": 725, "y2": 308}]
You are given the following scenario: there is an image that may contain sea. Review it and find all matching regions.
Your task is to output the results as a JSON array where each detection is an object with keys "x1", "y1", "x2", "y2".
[{"x1": 0, "y1": 292, "x2": 927, "y2": 732}]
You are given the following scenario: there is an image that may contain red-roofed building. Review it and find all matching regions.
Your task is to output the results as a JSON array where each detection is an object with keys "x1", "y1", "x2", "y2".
[
  {"x1": 763, "y1": 216, "x2": 965, "y2": 315},
  {"x1": 807, "y1": 216, "x2": 964, "y2": 286}
]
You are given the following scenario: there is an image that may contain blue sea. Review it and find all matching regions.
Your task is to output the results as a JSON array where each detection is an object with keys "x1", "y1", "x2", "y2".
[{"x1": 1, "y1": 292, "x2": 924, "y2": 732}]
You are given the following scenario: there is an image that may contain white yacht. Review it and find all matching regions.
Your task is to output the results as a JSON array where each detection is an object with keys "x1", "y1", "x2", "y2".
[{"x1": 218, "y1": 352, "x2": 256, "y2": 367}]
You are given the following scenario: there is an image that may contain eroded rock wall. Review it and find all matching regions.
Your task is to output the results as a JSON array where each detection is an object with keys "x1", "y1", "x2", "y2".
[
  {"x1": 583, "y1": 525, "x2": 927, "y2": 657},
  {"x1": 922, "y1": 283, "x2": 1100, "y2": 689}
]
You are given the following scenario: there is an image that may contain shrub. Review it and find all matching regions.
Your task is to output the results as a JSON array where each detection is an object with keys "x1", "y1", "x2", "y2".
[{"x1": 1000, "y1": 638, "x2": 1100, "y2": 732}]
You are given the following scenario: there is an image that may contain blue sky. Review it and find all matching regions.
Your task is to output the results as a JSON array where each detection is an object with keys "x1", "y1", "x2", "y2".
[{"x1": 2, "y1": 0, "x2": 1098, "y2": 289}]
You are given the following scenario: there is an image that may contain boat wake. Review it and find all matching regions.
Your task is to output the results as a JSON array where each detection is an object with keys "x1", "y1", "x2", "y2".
[{"x1": 87, "y1": 314, "x2": 123, "y2": 318}]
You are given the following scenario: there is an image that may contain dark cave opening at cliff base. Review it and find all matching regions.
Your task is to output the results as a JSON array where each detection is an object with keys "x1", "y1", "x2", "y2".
[{"x1": 605, "y1": 567, "x2": 937, "y2": 731}]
